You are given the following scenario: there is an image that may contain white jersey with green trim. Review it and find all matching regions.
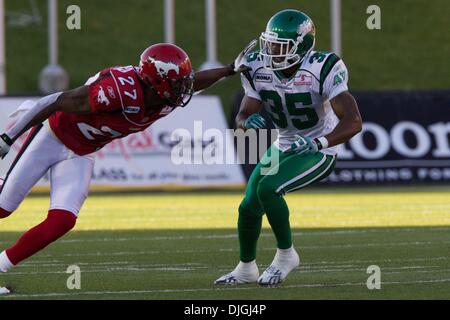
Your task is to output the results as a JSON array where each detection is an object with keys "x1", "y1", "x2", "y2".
[{"x1": 240, "y1": 50, "x2": 349, "y2": 155}]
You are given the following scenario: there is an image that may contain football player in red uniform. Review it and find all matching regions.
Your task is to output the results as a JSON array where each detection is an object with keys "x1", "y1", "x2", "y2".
[{"x1": 0, "y1": 41, "x2": 256, "y2": 292}]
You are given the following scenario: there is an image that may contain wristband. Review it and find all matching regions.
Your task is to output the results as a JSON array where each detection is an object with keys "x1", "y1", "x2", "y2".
[
  {"x1": 228, "y1": 63, "x2": 236, "y2": 75},
  {"x1": 314, "y1": 137, "x2": 329, "y2": 150}
]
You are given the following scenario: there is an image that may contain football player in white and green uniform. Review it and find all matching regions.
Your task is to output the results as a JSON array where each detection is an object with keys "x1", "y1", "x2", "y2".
[{"x1": 215, "y1": 9, "x2": 362, "y2": 286}]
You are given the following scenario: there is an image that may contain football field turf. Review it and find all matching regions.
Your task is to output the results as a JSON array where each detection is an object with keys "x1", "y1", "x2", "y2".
[{"x1": 0, "y1": 187, "x2": 449, "y2": 300}]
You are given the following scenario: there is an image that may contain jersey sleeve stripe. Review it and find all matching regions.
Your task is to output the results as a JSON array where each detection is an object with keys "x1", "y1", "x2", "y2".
[
  {"x1": 242, "y1": 69, "x2": 257, "y2": 92},
  {"x1": 319, "y1": 54, "x2": 341, "y2": 95}
]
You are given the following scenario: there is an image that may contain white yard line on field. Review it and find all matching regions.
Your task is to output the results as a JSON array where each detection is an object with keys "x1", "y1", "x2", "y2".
[
  {"x1": 18, "y1": 262, "x2": 206, "y2": 269},
  {"x1": 216, "y1": 265, "x2": 444, "y2": 274},
  {"x1": 6, "y1": 266, "x2": 206, "y2": 275},
  {"x1": 3, "y1": 278, "x2": 450, "y2": 299},
  {"x1": 26, "y1": 240, "x2": 449, "y2": 259},
  {"x1": 22, "y1": 256, "x2": 450, "y2": 268},
  {"x1": 303, "y1": 256, "x2": 449, "y2": 265},
  {"x1": 2, "y1": 226, "x2": 447, "y2": 246},
  {"x1": 8, "y1": 264, "x2": 448, "y2": 277},
  {"x1": 55, "y1": 226, "x2": 450, "y2": 242}
]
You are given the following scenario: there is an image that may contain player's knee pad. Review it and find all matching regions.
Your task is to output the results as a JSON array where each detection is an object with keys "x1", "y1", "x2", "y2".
[{"x1": 0, "y1": 207, "x2": 12, "y2": 219}]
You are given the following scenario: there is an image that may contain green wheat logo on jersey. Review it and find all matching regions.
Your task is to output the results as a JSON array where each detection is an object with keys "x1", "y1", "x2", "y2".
[{"x1": 333, "y1": 70, "x2": 346, "y2": 86}]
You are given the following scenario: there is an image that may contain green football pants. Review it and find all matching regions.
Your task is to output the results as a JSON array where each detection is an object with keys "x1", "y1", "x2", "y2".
[{"x1": 238, "y1": 145, "x2": 336, "y2": 262}]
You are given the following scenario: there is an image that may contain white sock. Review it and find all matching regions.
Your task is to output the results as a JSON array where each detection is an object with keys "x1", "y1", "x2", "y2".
[
  {"x1": 272, "y1": 246, "x2": 299, "y2": 274},
  {"x1": 235, "y1": 260, "x2": 256, "y2": 271},
  {"x1": 277, "y1": 246, "x2": 296, "y2": 255},
  {"x1": 0, "y1": 251, "x2": 14, "y2": 272},
  {"x1": 234, "y1": 260, "x2": 259, "y2": 279}
]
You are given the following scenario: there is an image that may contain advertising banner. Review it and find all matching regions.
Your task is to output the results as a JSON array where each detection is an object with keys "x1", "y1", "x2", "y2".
[
  {"x1": 0, "y1": 96, "x2": 246, "y2": 190},
  {"x1": 329, "y1": 91, "x2": 450, "y2": 185}
]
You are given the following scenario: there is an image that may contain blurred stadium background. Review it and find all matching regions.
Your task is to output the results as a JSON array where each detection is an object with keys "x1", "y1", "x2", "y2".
[
  {"x1": 0, "y1": 0, "x2": 449, "y2": 299},
  {"x1": 4, "y1": 0, "x2": 450, "y2": 98}
]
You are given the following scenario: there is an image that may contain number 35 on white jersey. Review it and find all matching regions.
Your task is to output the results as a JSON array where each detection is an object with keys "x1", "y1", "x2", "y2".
[{"x1": 241, "y1": 50, "x2": 349, "y2": 155}]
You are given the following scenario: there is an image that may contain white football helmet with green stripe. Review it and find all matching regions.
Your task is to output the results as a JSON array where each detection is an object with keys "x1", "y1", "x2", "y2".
[{"x1": 260, "y1": 9, "x2": 316, "y2": 71}]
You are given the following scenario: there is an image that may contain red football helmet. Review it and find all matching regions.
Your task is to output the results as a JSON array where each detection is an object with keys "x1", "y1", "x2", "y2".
[{"x1": 138, "y1": 43, "x2": 194, "y2": 107}]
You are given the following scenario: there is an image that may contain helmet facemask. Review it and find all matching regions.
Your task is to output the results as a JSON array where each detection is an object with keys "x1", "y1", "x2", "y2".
[
  {"x1": 260, "y1": 32, "x2": 301, "y2": 71},
  {"x1": 260, "y1": 31, "x2": 315, "y2": 71},
  {"x1": 166, "y1": 71, "x2": 195, "y2": 108}
]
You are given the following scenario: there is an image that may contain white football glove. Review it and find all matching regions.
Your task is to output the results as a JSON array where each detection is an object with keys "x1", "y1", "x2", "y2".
[
  {"x1": 231, "y1": 39, "x2": 257, "y2": 73},
  {"x1": 288, "y1": 135, "x2": 320, "y2": 156},
  {"x1": 0, "y1": 134, "x2": 12, "y2": 159}
]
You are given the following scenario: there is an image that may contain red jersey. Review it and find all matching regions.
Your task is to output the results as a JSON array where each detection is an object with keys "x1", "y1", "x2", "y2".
[{"x1": 49, "y1": 66, "x2": 175, "y2": 155}]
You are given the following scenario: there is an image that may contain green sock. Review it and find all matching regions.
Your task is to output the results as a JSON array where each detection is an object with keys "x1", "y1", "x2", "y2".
[
  {"x1": 257, "y1": 183, "x2": 292, "y2": 249},
  {"x1": 263, "y1": 196, "x2": 292, "y2": 249},
  {"x1": 238, "y1": 205, "x2": 263, "y2": 262}
]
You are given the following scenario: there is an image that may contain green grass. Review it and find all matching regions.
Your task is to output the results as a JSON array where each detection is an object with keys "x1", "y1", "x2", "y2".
[
  {"x1": 5, "y1": 0, "x2": 450, "y2": 117},
  {"x1": 1, "y1": 188, "x2": 450, "y2": 299}
]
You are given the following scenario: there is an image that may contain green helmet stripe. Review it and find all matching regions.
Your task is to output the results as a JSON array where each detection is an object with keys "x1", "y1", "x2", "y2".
[{"x1": 319, "y1": 53, "x2": 341, "y2": 95}]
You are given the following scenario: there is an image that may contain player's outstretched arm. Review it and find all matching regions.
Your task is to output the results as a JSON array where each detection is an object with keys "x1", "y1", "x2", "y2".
[
  {"x1": 193, "y1": 66, "x2": 236, "y2": 92},
  {"x1": 0, "y1": 86, "x2": 91, "y2": 158},
  {"x1": 325, "y1": 91, "x2": 362, "y2": 147},
  {"x1": 193, "y1": 39, "x2": 257, "y2": 92}
]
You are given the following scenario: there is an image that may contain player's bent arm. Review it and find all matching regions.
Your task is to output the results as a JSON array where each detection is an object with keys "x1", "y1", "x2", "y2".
[
  {"x1": 193, "y1": 66, "x2": 235, "y2": 92},
  {"x1": 324, "y1": 91, "x2": 362, "y2": 148},
  {"x1": 235, "y1": 95, "x2": 263, "y2": 130},
  {"x1": 3, "y1": 86, "x2": 91, "y2": 143}
]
